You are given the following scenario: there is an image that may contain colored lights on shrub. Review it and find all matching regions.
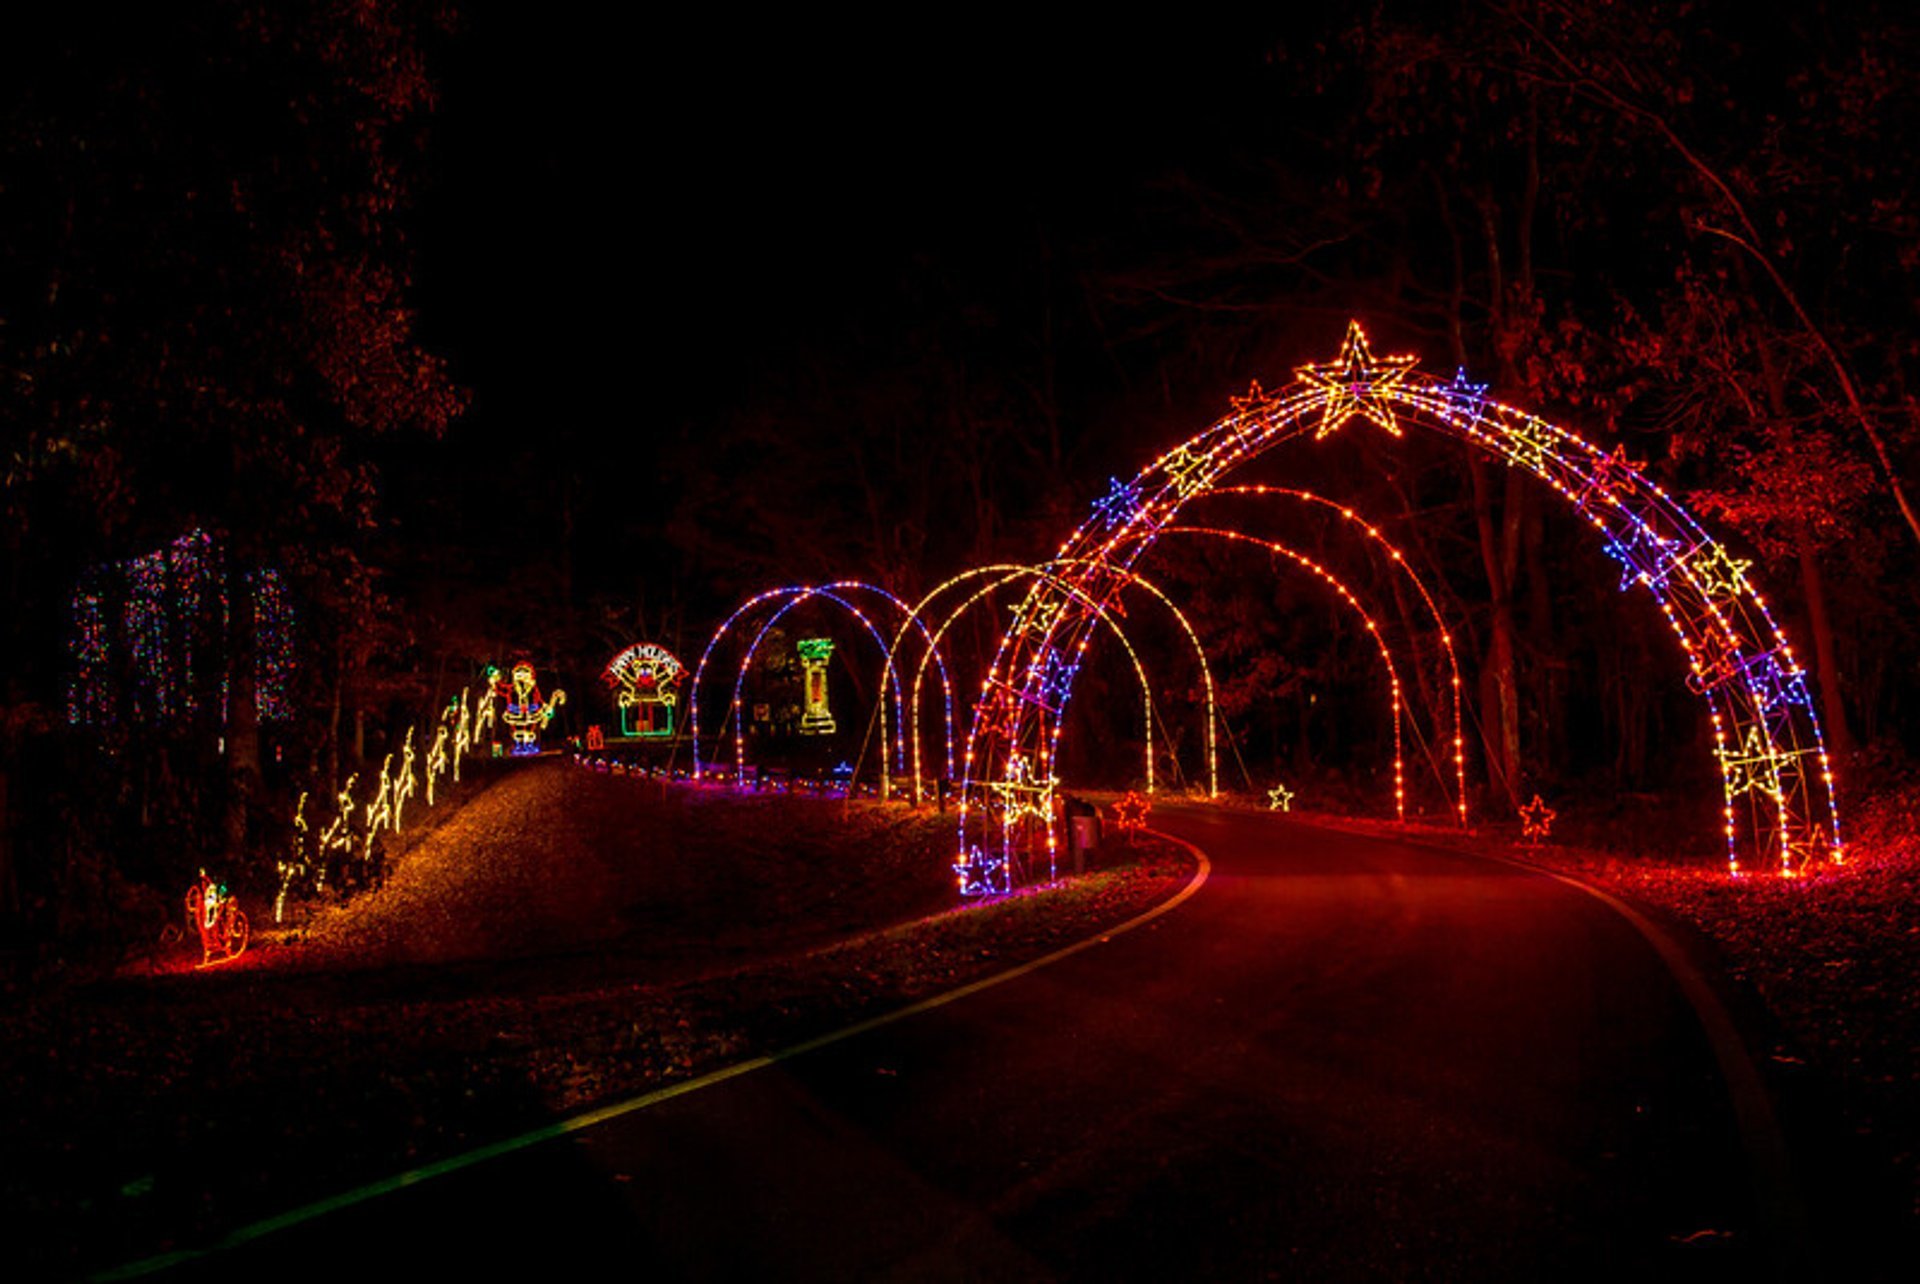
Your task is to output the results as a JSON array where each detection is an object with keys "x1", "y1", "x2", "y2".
[{"x1": 66, "y1": 529, "x2": 296, "y2": 728}]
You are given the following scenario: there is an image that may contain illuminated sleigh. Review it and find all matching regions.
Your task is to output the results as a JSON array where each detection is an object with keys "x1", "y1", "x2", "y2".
[{"x1": 185, "y1": 871, "x2": 248, "y2": 967}]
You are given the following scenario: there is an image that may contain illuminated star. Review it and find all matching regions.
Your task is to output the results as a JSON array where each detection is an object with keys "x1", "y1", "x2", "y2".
[
  {"x1": 1577, "y1": 445, "x2": 1645, "y2": 511},
  {"x1": 1602, "y1": 522, "x2": 1682, "y2": 592},
  {"x1": 1684, "y1": 628, "x2": 1742, "y2": 695},
  {"x1": 1518, "y1": 794, "x2": 1556, "y2": 841},
  {"x1": 1035, "y1": 648, "x2": 1076, "y2": 711},
  {"x1": 1011, "y1": 592, "x2": 1065, "y2": 635},
  {"x1": 1092, "y1": 475, "x2": 1145, "y2": 529},
  {"x1": 1295, "y1": 320, "x2": 1419, "y2": 440},
  {"x1": 1502, "y1": 416, "x2": 1560, "y2": 471},
  {"x1": 1718, "y1": 726, "x2": 1791, "y2": 801},
  {"x1": 1230, "y1": 379, "x2": 1279, "y2": 415},
  {"x1": 1161, "y1": 443, "x2": 1214, "y2": 498},
  {"x1": 1438, "y1": 366, "x2": 1490, "y2": 430},
  {"x1": 1743, "y1": 652, "x2": 1812, "y2": 713},
  {"x1": 1686, "y1": 544, "x2": 1753, "y2": 603},
  {"x1": 1111, "y1": 789, "x2": 1151, "y2": 834},
  {"x1": 1266, "y1": 783, "x2": 1294, "y2": 812},
  {"x1": 990, "y1": 753, "x2": 1057, "y2": 826}
]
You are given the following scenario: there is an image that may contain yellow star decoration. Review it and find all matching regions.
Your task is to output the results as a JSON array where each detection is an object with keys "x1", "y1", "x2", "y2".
[
  {"x1": 1161, "y1": 443, "x2": 1214, "y2": 498},
  {"x1": 1503, "y1": 416, "x2": 1560, "y2": 471},
  {"x1": 1518, "y1": 794, "x2": 1556, "y2": 841},
  {"x1": 1266, "y1": 783, "x2": 1294, "y2": 812},
  {"x1": 1295, "y1": 320, "x2": 1419, "y2": 441},
  {"x1": 1717, "y1": 726, "x2": 1791, "y2": 801},
  {"x1": 1012, "y1": 592, "x2": 1064, "y2": 634},
  {"x1": 990, "y1": 754, "x2": 1058, "y2": 826},
  {"x1": 1687, "y1": 544, "x2": 1753, "y2": 603}
]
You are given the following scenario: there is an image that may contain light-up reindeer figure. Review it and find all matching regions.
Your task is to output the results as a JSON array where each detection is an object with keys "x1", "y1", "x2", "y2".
[
  {"x1": 500, "y1": 660, "x2": 565, "y2": 756},
  {"x1": 392, "y1": 727, "x2": 418, "y2": 831},
  {"x1": 426, "y1": 724, "x2": 450, "y2": 805},
  {"x1": 274, "y1": 791, "x2": 309, "y2": 924},
  {"x1": 472, "y1": 668, "x2": 500, "y2": 750},
  {"x1": 313, "y1": 774, "x2": 357, "y2": 892}
]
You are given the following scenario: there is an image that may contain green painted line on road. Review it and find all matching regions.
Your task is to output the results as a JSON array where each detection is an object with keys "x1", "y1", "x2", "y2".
[{"x1": 91, "y1": 838, "x2": 1213, "y2": 1281}]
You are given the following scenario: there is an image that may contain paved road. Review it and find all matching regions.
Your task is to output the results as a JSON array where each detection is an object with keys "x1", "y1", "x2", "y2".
[{"x1": 160, "y1": 807, "x2": 1875, "y2": 1280}]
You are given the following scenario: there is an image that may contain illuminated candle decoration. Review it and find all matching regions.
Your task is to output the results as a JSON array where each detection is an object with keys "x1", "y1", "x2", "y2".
[
  {"x1": 1519, "y1": 795, "x2": 1556, "y2": 842},
  {"x1": 603, "y1": 643, "x2": 686, "y2": 737},
  {"x1": 796, "y1": 638, "x2": 837, "y2": 736},
  {"x1": 1267, "y1": 783, "x2": 1294, "y2": 812},
  {"x1": 952, "y1": 320, "x2": 1842, "y2": 894},
  {"x1": 185, "y1": 869, "x2": 248, "y2": 967},
  {"x1": 1111, "y1": 790, "x2": 1150, "y2": 836},
  {"x1": 500, "y1": 660, "x2": 565, "y2": 755}
]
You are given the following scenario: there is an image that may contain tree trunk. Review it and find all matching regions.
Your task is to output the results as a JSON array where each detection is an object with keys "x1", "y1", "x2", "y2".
[
  {"x1": 1796, "y1": 544, "x2": 1852, "y2": 758},
  {"x1": 223, "y1": 570, "x2": 261, "y2": 869},
  {"x1": 1470, "y1": 455, "x2": 1524, "y2": 810}
]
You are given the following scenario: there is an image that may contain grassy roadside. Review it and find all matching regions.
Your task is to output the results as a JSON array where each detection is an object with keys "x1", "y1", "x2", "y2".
[{"x1": 1, "y1": 763, "x2": 1196, "y2": 1280}]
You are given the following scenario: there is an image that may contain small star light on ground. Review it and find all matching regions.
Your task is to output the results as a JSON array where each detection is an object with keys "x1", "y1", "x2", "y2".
[{"x1": 1519, "y1": 795, "x2": 1556, "y2": 842}]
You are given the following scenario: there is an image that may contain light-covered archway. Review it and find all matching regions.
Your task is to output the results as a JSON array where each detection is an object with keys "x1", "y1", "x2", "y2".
[{"x1": 956, "y1": 322, "x2": 1842, "y2": 894}]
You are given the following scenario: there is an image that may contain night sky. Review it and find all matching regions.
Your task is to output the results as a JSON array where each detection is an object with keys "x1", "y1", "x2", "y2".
[{"x1": 404, "y1": 12, "x2": 1308, "y2": 612}]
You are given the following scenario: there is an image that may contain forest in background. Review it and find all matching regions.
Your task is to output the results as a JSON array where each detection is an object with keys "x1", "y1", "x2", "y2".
[{"x1": 2, "y1": 0, "x2": 1917, "y2": 966}]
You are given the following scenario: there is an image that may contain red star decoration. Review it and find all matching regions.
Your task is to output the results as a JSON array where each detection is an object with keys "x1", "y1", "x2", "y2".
[
  {"x1": 1519, "y1": 794, "x2": 1556, "y2": 842},
  {"x1": 1111, "y1": 790, "x2": 1150, "y2": 834},
  {"x1": 1230, "y1": 379, "x2": 1279, "y2": 414},
  {"x1": 1295, "y1": 320, "x2": 1419, "y2": 441}
]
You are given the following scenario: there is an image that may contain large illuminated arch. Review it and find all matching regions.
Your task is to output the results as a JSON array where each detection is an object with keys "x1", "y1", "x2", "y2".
[
  {"x1": 957, "y1": 322, "x2": 1842, "y2": 894},
  {"x1": 886, "y1": 564, "x2": 1166, "y2": 804},
  {"x1": 1172, "y1": 486, "x2": 1469, "y2": 822},
  {"x1": 689, "y1": 581, "x2": 956, "y2": 786},
  {"x1": 1134, "y1": 525, "x2": 1447, "y2": 822},
  {"x1": 888, "y1": 562, "x2": 1222, "y2": 803}
]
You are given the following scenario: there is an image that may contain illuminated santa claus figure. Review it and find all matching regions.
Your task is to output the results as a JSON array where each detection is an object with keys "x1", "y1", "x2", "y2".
[{"x1": 500, "y1": 659, "x2": 565, "y2": 756}]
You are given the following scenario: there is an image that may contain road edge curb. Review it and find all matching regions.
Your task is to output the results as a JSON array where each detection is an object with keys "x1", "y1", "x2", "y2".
[{"x1": 91, "y1": 835, "x2": 1213, "y2": 1280}]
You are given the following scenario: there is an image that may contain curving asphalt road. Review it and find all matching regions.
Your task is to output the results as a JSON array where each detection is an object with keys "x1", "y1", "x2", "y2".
[{"x1": 143, "y1": 805, "x2": 1891, "y2": 1281}]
